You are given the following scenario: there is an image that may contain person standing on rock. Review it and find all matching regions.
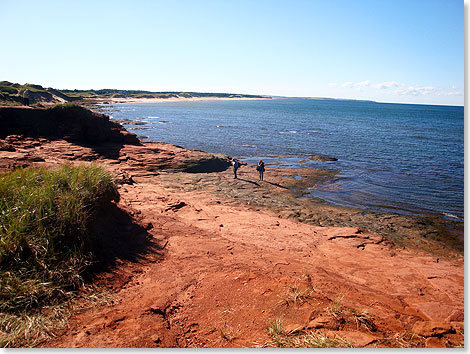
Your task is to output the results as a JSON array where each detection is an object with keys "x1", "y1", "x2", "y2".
[
  {"x1": 22, "y1": 89, "x2": 30, "y2": 106},
  {"x1": 257, "y1": 160, "x2": 265, "y2": 181},
  {"x1": 232, "y1": 159, "x2": 246, "y2": 179},
  {"x1": 233, "y1": 159, "x2": 240, "y2": 179}
]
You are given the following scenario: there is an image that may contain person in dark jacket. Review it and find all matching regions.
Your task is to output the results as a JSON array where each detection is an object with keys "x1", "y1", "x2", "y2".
[
  {"x1": 232, "y1": 159, "x2": 246, "y2": 179},
  {"x1": 233, "y1": 159, "x2": 241, "y2": 179},
  {"x1": 257, "y1": 160, "x2": 265, "y2": 181}
]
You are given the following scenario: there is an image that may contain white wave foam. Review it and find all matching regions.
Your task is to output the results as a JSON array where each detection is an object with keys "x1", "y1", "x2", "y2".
[{"x1": 443, "y1": 212, "x2": 462, "y2": 220}]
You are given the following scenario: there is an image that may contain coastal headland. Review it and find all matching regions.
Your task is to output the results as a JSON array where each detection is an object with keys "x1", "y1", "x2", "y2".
[
  {"x1": 0, "y1": 81, "x2": 270, "y2": 107},
  {"x1": 0, "y1": 104, "x2": 463, "y2": 348}
]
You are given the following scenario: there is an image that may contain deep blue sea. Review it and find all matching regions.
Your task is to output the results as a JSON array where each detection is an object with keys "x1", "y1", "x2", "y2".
[{"x1": 99, "y1": 98, "x2": 464, "y2": 221}]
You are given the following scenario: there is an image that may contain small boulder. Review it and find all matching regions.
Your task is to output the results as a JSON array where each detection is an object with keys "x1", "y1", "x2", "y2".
[
  {"x1": 151, "y1": 334, "x2": 161, "y2": 344},
  {"x1": 306, "y1": 315, "x2": 333, "y2": 330},
  {"x1": 309, "y1": 155, "x2": 338, "y2": 162},
  {"x1": 333, "y1": 330, "x2": 377, "y2": 347},
  {"x1": 116, "y1": 171, "x2": 135, "y2": 185},
  {"x1": 446, "y1": 309, "x2": 464, "y2": 322},
  {"x1": 0, "y1": 142, "x2": 15, "y2": 151},
  {"x1": 425, "y1": 337, "x2": 447, "y2": 348},
  {"x1": 412, "y1": 321, "x2": 453, "y2": 337},
  {"x1": 149, "y1": 298, "x2": 171, "y2": 316},
  {"x1": 283, "y1": 323, "x2": 304, "y2": 334}
]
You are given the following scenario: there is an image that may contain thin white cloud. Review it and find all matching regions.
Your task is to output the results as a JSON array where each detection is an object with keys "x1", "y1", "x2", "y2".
[
  {"x1": 341, "y1": 80, "x2": 371, "y2": 89},
  {"x1": 371, "y1": 81, "x2": 400, "y2": 89},
  {"x1": 328, "y1": 82, "x2": 337, "y2": 87},
  {"x1": 356, "y1": 80, "x2": 371, "y2": 87},
  {"x1": 339, "y1": 80, "x2": 461, "y2": 99},
  {"x1": 395, "y1": 86, "x2": 437, "y2": 96}
]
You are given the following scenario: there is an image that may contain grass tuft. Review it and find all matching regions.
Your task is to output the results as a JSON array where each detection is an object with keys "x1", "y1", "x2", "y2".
[
  {"x1": 291, "y1": 330, "x2": 354, "y2": 348},
  {"x1": 0, "y1": 285, "x2": 114, "y2": 347},
  {"x1": 277, "y1": 284, "x2": 315, "y2": 307},
  {"x1": 351, "y1": 309, "x2": 377, "y2": 332},
  {"x1": 267, "y1": 317, "x2": 283, "y2": 336},
  {"x1": 0, "y1": 164, "x2": 118, "y2": 346},
  {"x1": 0, "y1": 310, "x2": 61, "y2": 348},
  {"x1": 326, "y1": 294, "x2": 344, "y2": 319},
  {"x1": 263, "y1": 326, "x2": 354, "y2": 348},
  {"x1": 377, "y1": 331, "x2": 425, "y2": 348},
  {"x1": 219, "y1": 327, "x2": 237, "y2": 343},
  {"x1": 51, "y1": 102, "x2": 82, "y2": 111}
]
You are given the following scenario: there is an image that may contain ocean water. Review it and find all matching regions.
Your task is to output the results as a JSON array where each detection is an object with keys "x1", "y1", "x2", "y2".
[{"x1": 99, "y1": 98, "x2": 464, "y2": 221}]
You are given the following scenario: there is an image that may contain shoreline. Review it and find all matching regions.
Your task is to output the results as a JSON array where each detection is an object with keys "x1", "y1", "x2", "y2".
[
  {"x1": 240, "y1": 156, "x2": 464, "y2": 225},
  {"x1": 160, "y1": 159, "x2": 463, "y2": 255},
  {"x1": 120, "y1": 133, "x2": 465, "y2": 231},
  {"x1": 86, "y1": 96, "x2": 273, "y2": 105},
  {"x1": 99, "y1": 100, "x2": 463, "y2": 227},
  {"x1": 154, "y1": 141, "x2": 464, "y2": 246}
]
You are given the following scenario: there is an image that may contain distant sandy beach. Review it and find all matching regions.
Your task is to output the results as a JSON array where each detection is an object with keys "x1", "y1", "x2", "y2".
[{"x1": 105, "y1": 96, "x2": 272, "y2": 104}]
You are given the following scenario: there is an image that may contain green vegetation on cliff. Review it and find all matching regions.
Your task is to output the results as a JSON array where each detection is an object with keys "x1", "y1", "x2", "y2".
[
  {"x1": 61, "y1": 88, "x2": 265, "y2": 99},
  {"x1": 0, "y1": 82, "x2": 72, "y2": 106},
  {"x1": 0, "y1": 164, "x2": 118, "y2": 314},
  {"x1": 0, "y1": 80, "x2": 267, "y2": 106}
]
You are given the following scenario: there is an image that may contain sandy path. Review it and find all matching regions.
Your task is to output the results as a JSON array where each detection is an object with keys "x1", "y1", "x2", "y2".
[{"x1": 43, "y1": 169, "x2": 464, "y2": 348}]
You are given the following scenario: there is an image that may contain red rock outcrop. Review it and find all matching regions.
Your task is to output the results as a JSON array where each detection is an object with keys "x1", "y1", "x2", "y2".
[
  {"x1": 0, "y1": 105, "x2": 139, "y2": 145},
  {"x1": 0, "y1": 106, "x2": 231, "y2": 174}
]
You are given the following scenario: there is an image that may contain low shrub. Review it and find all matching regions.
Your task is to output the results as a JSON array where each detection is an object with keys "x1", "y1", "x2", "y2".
[
  {"x1": 0, "y1": 86, "x2": 18, "y2": 95},
  {"x1": 51, "y1": 102, "x2": 82, "y2": 111}
]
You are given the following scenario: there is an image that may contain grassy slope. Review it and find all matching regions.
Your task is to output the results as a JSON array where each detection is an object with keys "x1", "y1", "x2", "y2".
[
  {"x1": 62, "y1": 89, "x2": 265, "y2": 99},
  {"x1": 0, "y1": 81, "x2": 266, "y2": 105},
  {"x1": 0, "y1": 164, "x2": 118, "y2": 346},
  {"x1": 0, "y1": 82, "x2": 52, "y2": 106}
]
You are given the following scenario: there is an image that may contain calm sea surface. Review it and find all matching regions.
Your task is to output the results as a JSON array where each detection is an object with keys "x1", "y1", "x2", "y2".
[{"x1": 99, "y1": 98, "x2": 464, "y2": 221}]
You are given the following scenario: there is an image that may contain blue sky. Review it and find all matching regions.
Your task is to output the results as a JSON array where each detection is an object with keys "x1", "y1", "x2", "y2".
[{"x1": 1, "y1": 0, "x2": 463, "y2": 105}]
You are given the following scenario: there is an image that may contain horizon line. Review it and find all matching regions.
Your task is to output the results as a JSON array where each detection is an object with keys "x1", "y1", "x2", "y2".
[
  {"x1": 57, "y1": 87, "x2": 465, "y2": 107},
  {"x1": 5, "y1": 80, "x2": 464, "y2": 107}
]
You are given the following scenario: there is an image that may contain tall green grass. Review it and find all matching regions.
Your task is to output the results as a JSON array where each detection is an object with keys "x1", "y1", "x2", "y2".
[{"x1": 0, "y1": 164, "x2": 118, "y2": 313}]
